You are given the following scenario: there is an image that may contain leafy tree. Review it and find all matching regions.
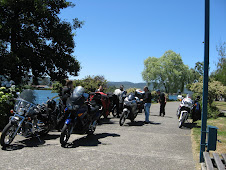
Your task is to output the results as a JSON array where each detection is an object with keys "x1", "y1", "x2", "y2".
[
  {"x1": 211, "y1": 42, "x2": 226, "y2": 85},
  {"x1": 142, "y1": 50, "x2": 190, "y2": 93},
  {"x1": 190, "y1": 78, "x2": 225, "y2": 104},
  {"x1": 0, "y1": 0, "x2": 82, "y2": 85},
  {"x1": 73, "y1": 75, "x2": 107, "y2": 93},
  {"x1": 126, "y1": 88, "x2": 136, "y2": 94},
  {"x1": 105, "y1": 85, "x2": 117, "y2": 93}
]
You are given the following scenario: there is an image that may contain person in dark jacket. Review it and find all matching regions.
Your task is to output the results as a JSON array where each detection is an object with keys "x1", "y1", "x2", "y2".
[
  {"x1": 61, "y1": 80, "x2": 74, "y2": 106},
  {"x1": 142, "y1": 86, "x2": 152, "y2": 124},
  {"x1": 156, "y1": 89, "x2": 166, "y2": 117}
]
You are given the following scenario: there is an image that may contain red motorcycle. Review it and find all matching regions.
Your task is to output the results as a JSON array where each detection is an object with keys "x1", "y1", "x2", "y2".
[{"x1": 89, "y1": 92, "x2": 110, "y2": 119}]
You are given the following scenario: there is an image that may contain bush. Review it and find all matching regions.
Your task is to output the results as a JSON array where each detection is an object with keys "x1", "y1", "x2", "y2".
[
  {"x1": 151, "y1": 91, "x2": 158, "y2": 102},
  {"x1": 0, "y1": 86, "x2": 18, "y2": 130},
  {"x1": 126, "y1": 88, "x2": 136, "y2": 94}
]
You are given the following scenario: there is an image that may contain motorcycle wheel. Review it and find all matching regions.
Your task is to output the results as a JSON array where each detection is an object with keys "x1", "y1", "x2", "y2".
[
  {"x1": 178, "y1": 121, "x2": 183, "y2": 128},
  {"x1": 119, "y1": 112, "x2": 126, "y2": 126},
  {"x1": 112, "y1": 106, "x2": 117, "y2": 117},
  {"x1": 87, "y1": 120, "x2": 97, "y2": 135},
  {"x1": 1, "y1": 123, "x2": 17, "y2": 147},
  {"x1": 60, "y1": 124, "x2": 71, "y2": 147}
]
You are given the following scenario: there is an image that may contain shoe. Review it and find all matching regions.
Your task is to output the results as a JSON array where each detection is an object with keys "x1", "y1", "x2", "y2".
[{"x1": 144, "y1": 121, "x2": 150, "y2": 124}]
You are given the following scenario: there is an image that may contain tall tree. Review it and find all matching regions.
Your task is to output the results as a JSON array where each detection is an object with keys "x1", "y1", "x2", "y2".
[
  {"x1": 211, "y1": 42, "x2": 226, "y2": 85},
  {"x1": 142, "y1": 50, "x2": 190, "y2": 93},
  {"x1": 0, "y1": 0, "x2": 82, "y2": 84}
]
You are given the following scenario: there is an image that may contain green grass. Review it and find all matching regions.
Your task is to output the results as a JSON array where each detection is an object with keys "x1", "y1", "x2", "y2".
[
  {"x1": 191, "y1": 117, "x2": 226, "y2": 169},
  {"x1": 213, "y1": 101, "x2": 226, "y2": 111}
]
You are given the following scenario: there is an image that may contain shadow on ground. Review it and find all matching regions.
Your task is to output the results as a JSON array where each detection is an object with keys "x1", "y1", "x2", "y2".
[
  {"x1": 98, "y1": 118, "x2": 115, "y2": 125},
  {"x1": 151, "y1": 114, "x2": 173, "y2": 119},
  {"x1": 180, "y1": 122, "x2": 201, "y2": 129},
  {"x1": 2, "y1": 133, "x2": 60, "y2": 151},
  {"x1": 65, "y1": 133, "x2": 120, "y2": 148},
  {"x1": 126, "y1": 120, "x2": 161, "y2": 126}
]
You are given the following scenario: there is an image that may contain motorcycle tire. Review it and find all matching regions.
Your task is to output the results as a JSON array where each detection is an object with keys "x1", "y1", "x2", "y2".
[
  {"x1": 1, "y1": 123, "x2": 17, "y2": 147},
  {"x1": 60, "y1": 124, "x2": 71, "y2": 147},
  {"x1": 178, "y1": 121, "x2": 183, "y2": 128},
  {"x1": 119, "y1": 112, "x2": 126, "y2": 126},
  {"x1": 112, "y1": 106, "x2": 117, "y2": 117},
  {"x1": 87, "y1": 120, "x2": 97, "y2": 135}
]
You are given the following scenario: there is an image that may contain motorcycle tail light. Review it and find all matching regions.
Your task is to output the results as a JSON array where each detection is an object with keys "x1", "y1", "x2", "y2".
[
  {"x1": 10, "y1": 109, "x2": 14, "y2": 114},
  {"x1": 78, "y1": 113, "x2": 83, "y2": 117},
  {"x1": 27, "y1": 117, "x2": 31, "y2": 121}
]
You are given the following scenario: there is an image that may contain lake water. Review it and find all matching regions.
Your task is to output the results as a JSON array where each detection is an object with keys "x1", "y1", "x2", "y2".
[
  {"x1": 34, "y1": 90, "x2": 178, "y2": 104},
  {"x1": 34, "y1": 90, "x2": 58, "y2": 104}
]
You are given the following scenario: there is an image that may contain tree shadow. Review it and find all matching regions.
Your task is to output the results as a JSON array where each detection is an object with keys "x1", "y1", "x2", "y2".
[
  {"x1": 65, "y1": 133, "x2": 120, "y2": 148},
  {"x1": 2, "y1": 134, "x2": 60, "y2": 151}
]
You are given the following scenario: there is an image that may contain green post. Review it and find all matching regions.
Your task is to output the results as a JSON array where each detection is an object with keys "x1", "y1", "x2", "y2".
[{"x1": 200, "y1": 0, "x2": 210, "y2": 163}]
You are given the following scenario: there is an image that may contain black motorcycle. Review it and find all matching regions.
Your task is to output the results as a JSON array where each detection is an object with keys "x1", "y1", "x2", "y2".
[
  {"x1": 119, "y1": 94, "x2": 138, "y2": 126},
  {"x1": 1, "y1": 90, "x2": 55, "y2": 147},
  {"x1": 60, "y1": 86, "x2": 101, "y2": 147}
]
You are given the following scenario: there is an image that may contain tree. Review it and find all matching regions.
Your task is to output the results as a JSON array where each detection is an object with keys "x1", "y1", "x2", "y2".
[
  {"x1": 0, "y1": 0, "x2": 82, "y2": 84},
  {"x1": 190, "y1": 78, "x2": 226, "y2": 104},
  {"x1": 142, "y1": 50, "x2": 190, "y2": 93},
  {"x1": 211, "y1": 42, "x2": 226, "y2": 85},
  {"x1": 74, "y1": 75, "x2": 108, "y2": 93}
]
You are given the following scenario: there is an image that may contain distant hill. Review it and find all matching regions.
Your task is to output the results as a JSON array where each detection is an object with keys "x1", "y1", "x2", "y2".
[
  {"x1": 107, "y1": 81, "x2": 192, "y2": 94},
  {"x1": 107, "y1": 81, "x2": 153, "y2": 90}
]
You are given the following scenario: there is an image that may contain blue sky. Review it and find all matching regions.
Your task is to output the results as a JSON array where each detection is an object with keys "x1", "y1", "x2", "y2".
[{"x1": 59, "y1": 0, "x2": 226, "y2": 83}]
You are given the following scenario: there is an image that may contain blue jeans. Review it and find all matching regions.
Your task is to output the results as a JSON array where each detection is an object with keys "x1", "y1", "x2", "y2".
[{"x1": 144, "y1": 103, "x2": 151, "y2": 122}]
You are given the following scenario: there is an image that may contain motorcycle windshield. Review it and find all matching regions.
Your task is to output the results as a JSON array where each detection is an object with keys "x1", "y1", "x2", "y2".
[
  {"x1": 18, "y1": 89, "x2": 39, "y2": 104},
  {"x1": 71, "y1": 86, "x2": 85, "y2": 99},
  {"x1": 15, "y1": 89, "x2": 38, "y2": 115}
]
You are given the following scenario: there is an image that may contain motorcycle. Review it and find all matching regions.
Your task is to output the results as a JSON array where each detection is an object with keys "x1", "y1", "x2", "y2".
[
  {"x1": 89, "y1": 91, "x2": 110, "y2": 119},
  {"x1": 135, "y1": 89, "x2": 145, "y2": 113},
  {"x1": 107, "y1": 93, "x2": 118, "y2": 117},
  {"x1": 177, "y1": 96, "x2": 193, "y2": 128},
  {"x1": 60, "y1": 86, "x2": 101, "y2": 147},
  {"x1": 1, "y1": 89, "x2": 55, "y2": 147},
  {"x1": 119, "y1": 94, "x2": 138, "y2": 126}
]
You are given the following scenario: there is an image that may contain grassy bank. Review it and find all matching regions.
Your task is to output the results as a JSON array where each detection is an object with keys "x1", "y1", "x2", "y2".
[
  {"x1": 191, "y1": 116, "x2": 226, "y2": 169},
  {"x1": 214, "y1": 101, "x2": 226, "y2": 111}
]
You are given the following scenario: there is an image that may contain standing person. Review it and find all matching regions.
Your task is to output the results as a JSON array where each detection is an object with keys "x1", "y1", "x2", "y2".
[
  {"x1": 156, "y1": 89, "x2": 166, "y2": 117},
  {"x1": 114, "y1": 85, "x2": 127, "y2": 118},
  {"x1": 96, "y1": 85, "x2": 103, "y2": 92},
  {"x1": 143, "y1": 86, "x2": 152, "y2": 124},
  {"x1": 61, "y1": 80, "x2": 74, "y2": 105}
]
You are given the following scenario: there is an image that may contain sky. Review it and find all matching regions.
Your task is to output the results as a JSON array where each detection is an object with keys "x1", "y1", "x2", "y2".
[{"x1": 59, "y1": 0, "x2": 226, "y2": 83}]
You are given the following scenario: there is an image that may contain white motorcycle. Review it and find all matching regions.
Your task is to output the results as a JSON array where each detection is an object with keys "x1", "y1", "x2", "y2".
[{"x1": 177, "y1": 96, "x2": 193, "y2": 128}]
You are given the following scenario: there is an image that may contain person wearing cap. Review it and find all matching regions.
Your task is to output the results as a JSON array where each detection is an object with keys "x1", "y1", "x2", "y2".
[
  {"x1": 142, "y1": 86, "x2": 152, "y2": 124},
  {"x1": 156, "y1": 89, "x2": 166, "y2": 117}
]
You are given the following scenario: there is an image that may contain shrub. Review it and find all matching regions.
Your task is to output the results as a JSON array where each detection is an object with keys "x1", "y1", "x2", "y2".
[{"x1": 0, "y1": 86, "x2": 18, "y2": 130}]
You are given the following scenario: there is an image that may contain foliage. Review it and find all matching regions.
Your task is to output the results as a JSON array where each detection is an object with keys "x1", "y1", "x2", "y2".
[
  {"x1": 190, "y1": 78, "x2": 225, "y2": 104},
  {"x1": 105, "y1": 85, "x2": 117, "y2": 93},
  {"x1": 0, "y1": 86, "x2": 18, "y2": 130},
  {"x1": 0, "y1": 0, "x2": 82, "y2": 85},
  {"x1": 142, "y1": 50, "x2": 190, "y2": 93},
  {"x1": 151, "y1": 91, "x2": 159, "y2": 102},
  {"x1": 73, "y1": 75, "x2": 107, "y2": 93},
  {"x1": 126, "y1": 88, "x2": 136, "y2": 94},
  {"x1": 52, "y1": 81, "x2": 63, "y2": 94},
  {"x1": 211, "y1": 42, "x2": 226, "y2": 86}
]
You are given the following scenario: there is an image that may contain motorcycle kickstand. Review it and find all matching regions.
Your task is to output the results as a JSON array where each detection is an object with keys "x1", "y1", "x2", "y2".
[{"x1": 34, "y1": 133, "x2": 42, "y2": 143}]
